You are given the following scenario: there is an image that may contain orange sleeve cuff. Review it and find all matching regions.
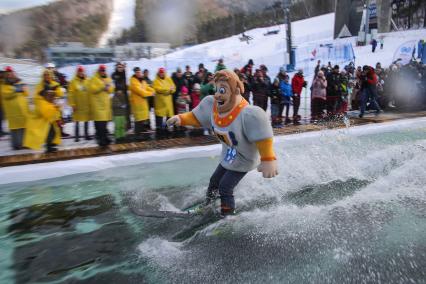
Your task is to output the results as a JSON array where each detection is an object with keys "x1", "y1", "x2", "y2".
[
  {"x1": 179, "y1": 112, "x2": 201, "y2": 127},
  {"x1": 255, "y1": 138, "x2": 276, "y2": 161}
]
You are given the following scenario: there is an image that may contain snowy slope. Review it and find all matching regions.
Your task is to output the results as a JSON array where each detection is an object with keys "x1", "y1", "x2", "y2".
[
  {"x1": 62, "y1": 13, "x2": 335, "y2": 79},
  {"x1": 98, "y1": 0, "x2": 136, "y2": 46},
  {"x1": 62, "y1": 12, "x2": 426, "y2": 80}
]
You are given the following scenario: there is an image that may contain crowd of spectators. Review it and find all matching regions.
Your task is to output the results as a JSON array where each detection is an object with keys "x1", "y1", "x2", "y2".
[{"x1": 0, "y1": 57, "x2": 425, "y2": 153}]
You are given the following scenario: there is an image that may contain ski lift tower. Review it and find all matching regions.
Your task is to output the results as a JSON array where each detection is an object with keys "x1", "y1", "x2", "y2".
[{"x1": 283, "y1": 0, "x2": 295, "y2": 71}]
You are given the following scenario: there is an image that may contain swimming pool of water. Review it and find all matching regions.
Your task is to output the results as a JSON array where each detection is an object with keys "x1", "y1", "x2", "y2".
[{"x1": 0, "y1": 118, "x2": 425, "y2": 283}]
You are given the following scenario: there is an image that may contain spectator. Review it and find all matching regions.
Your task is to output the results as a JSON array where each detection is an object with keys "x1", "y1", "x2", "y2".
[
  {"x1": 215, "y1": 58, "x2": 227, "y2": 72},
  {"x1": 195, "y1": 63, "x2": 208, "y2": 84},
  {"x1": 241, "y1": 59, "x2": 254, "y2": 76},
  {"x1": 0, "y1": 70, "x2": 7, "y2": 137},
  {"x1": 269, "y1": 75, "x2": 282, "y2": 128},
  {"x1": 143, "y1": 69, "x2": 155, "y2": 112},
  {"x1": 190, "y1": 83, "x2": 202, "y2": 109},
  {"x1": 129, "y1": 67, "x2": 155, "y2": 137},
  {"x1": 45, "y1": 63, "x2": 69, "y2": 137},
  {"x1": 184, "y1": 65, "x2": 195, "y2": 92},
  {"x1": 24, "y1": 71, "x2": 62, "y2": 153},
  {"x1": 291, "y1": 69, "x2": 306, "y2": 124},
  {"x1": 175, "y1": 86, "x2": 191, "y2": 114},
  {"x1": 279, "y1": 75, "x2": 293, "y2": 124},
  {"x1": 314, "y1": 60, "x2": 321, "y2": 77},
  {"x1": 241, "y1": 68, "x2": 253, "y2": 102},
  {"x1": 338, "y1": 69, "x2": 349, "y2": 115},
  {"x1": 326, "y1": 65, "x2": 342, "y2": 116},
  {"x1": 311, "y1": 70, "x2": 327, "y2": 121},
  {"x1": 252, "y1": 69, "x2": 269, "y2": 111},
  {"x1": 359, "y1": 66, "x2": 381, "y2": 118},
  {"x1": 200, "y1": 72, "x2": 215, "y2": 100},
  {"x1": 172, "y1": 67, "x2": 186, "y2": 114},
  {"x1": 112, "y1": 90, "x2": 127, "y2": 143},
  {"x1": 68, "y1": 66, "x2": 91, "y2": 142},
  {"x1": 276, "y1": 67, "x2": 288, "y2": 119},
  {"x1": 152, "y1": 68, "x2": 176, "y2": 135},
  {"x1": 87, "y1": 65, "x2": 114, "y2": 147},
  {"x1": 111, "y1": 62, "x2": 131, "y2": 129},
  {"x1": 0, "y1": 66, "x2": 29, "y2": 149},
  {"x1": 371, "y1": 38, "x2": 378, "y2": 53}
]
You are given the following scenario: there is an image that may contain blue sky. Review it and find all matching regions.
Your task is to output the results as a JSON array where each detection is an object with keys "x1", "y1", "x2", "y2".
[{"x1": 0, "y1": 0, "x2": 56, "y2": 14}]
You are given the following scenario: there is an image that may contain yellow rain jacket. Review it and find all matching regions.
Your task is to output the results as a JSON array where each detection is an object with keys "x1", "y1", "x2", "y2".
[
  {"x1": 129, "y1": 76, "x2": 155, "y2": 121},
  {"x1": 87, "y1": 73, "x2": 114, "y2": 121},
  {"x1": 23, "y1": 98, "x2": 61, "y2": 150},
  {"x1": 0, "y1": 81, "x2": 29, "y2": 129},
  {"x1": 34, "y1": 79, "x2": 64, "y2": 100},
  {"x1": 68, "y1": 76, "x2": 91, "y2": 121},
  {"x1": 152, "y1": 75, "x2": 175, "y2": 117}
]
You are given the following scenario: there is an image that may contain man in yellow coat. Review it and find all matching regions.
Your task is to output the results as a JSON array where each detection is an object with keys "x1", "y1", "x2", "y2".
[
  {"x1": 68, "y1": 66, "x2": 91, "y2": 142},
  {"x1": 152, "y1": 68, "x2": 175, "y2": 134},
  {"x1": 24, "y1": 70, "x2": 63, "y2": 152},
  {"x1": 87, "y1": 64, "x2": 114, "y2": 147},
  {"x1": 129, "y1": 67, "x2": 155, "y2": 137},
  {"x1": 0, "y1": 66, "x2": 30, "y2": 150}
]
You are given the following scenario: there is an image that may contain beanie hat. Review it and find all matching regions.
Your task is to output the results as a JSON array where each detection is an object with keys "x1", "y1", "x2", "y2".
[
  {"x1": 193, "y1": 83, "x2": 201, "y2": 90},
  {"x1": 133, "y1": 67, "x2": 141, "y2": 72},
  {"x1": 181, "y1": 86, "x2": 188, "y2": 94}
]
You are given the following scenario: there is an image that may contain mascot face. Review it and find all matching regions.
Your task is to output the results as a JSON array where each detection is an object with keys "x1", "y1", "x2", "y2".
[
  {"x1": 214, "y1": 70, "x2": 244, "y2": 114},
  {"x1": 214, "y1": 80, "x2": 236, "y2": 113}
]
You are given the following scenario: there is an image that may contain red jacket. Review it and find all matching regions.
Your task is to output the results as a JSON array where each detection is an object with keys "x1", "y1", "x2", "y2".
[
  {"x1": 190, "y1": 91, "x2": 201, "y2": 109},
  {"x1": 291, "y1": 74, "x2": 305, "y2": 96},
  {"x1": 366, "y1": 69, "x2": 378, "y2": 86}
]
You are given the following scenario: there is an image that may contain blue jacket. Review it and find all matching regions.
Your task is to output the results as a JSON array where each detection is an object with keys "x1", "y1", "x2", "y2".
[{"x1": 279, "y1": 81, "x2": 293, "y2": 97}]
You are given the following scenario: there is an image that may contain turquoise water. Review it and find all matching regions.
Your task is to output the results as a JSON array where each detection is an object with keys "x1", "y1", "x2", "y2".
[{"x1": 0, "y1": 122, "x2": 426, "y2": 283}]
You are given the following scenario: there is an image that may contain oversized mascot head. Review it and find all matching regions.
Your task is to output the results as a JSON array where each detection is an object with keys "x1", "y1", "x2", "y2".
[{"x1": 214, "y1": 70, "x2": 245, "y2": 114}]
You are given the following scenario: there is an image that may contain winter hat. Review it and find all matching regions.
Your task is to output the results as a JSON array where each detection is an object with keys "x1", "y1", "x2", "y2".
[
  {"x1": 133, "y1": 67, "x2": 141, "y2": 72},
  {"x1": 77, "y1": 65, "x2": 84, "y2": 72},
  {"x1": 333, "y1": 65, "x2": 340, "y2": 70},
  {"x1": 158, "y1": 67, "x2": 166, "y2": 74},
  {"x1": 198, "y1": 63, "x2": 204, "y2": 69},
  {"x1": 181, "y1": 86, "x2": 189, "y2": 94},
  {"x1": 4, "y1": 66, "x2": 13, "y2": 72},
  {"x1": 193, "y1": 83, "x2": 201, "y2": 90},
  {"x1": 248, "y1": 59, "x2": 254, "y2": 65},
  {"x1": 98, "y1": 64, "x2": 107, "y2": 71}
]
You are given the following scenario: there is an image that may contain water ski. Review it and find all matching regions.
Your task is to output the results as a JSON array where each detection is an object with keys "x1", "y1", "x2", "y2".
[{"x1": 130, "y1": 198, "x2": 219, "y2": 219}]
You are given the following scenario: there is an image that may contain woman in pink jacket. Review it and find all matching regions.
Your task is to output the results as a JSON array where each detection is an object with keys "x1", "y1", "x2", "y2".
[{"x1": 311, "y1": 71, "x2": 327, "y2": 121}]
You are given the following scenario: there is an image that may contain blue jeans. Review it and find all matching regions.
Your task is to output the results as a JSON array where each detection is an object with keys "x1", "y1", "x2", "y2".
[
  {"x1": 360, "y1": 86, "x2": 381, "y2": 115},
  {"x1": 207, "y1": 164, "x2": 247, "y2": 210}
]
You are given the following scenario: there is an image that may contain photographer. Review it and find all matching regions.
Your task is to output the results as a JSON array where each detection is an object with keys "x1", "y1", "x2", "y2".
[{"x1": 24, "y1": 71, "x2": 63, "y2": 153}]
